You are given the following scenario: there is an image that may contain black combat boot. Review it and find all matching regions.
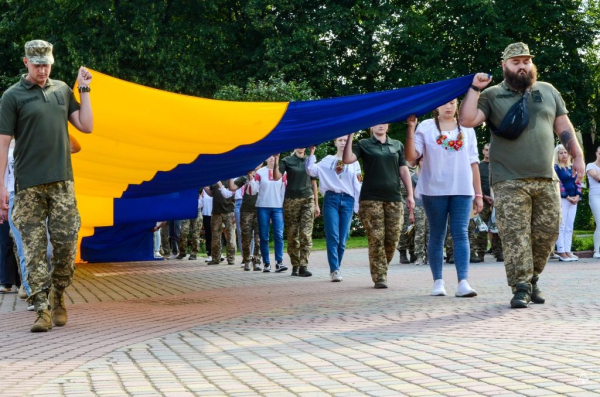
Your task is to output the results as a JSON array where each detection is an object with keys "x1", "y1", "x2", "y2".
[
  {"x1": 298, "y1": 266, "x2": 312, "y2": 277},
  {"x1": 510, "y1": 282, "x2": 532, "y2": 309},
  {"x1": 399, "y1": 250, "x2": 410, "y2": 264},
  {"x1": 530, "y1": 276, "x2": 545, "y2": 304}
]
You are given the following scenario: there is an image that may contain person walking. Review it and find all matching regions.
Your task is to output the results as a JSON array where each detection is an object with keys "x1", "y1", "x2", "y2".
[
  {"x1": 306, "y1": 137, "x2": 362, "y2": 281},
  {"x1": 248, "y1": 156, "x2": 286, "y2": 272},
  {"x1": 0, "y1": 40, "x2": 94, "y2": 332},
  {"x1": 343, "y1": 124, "x2": 414, "y2": 289},
  {"x1": 459, "y1": 42, "x2": 584, "y2": 308},
  {"x1": 405, "y1": 99, "x2": 481, "y2": 298},
  {"x1": 273, "y1": 148, "x2": 320, "y2": 276}
]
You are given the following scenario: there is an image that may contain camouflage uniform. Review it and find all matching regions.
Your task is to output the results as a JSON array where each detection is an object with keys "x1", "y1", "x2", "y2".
[
  {"x1": 240, "y1": 210, "x2": 261, "y2": 265},
  {"x1": 494, "y1": 178, "x2": 560, "y2": 289},
  {"x1": 397, "y1": 167, "x2": 416, "y2": 256},
  {"x1": 471, "y1": 201, "x2": 504, "y2": 259},
  {"x1": 359, "y1": 200, "x2": 403, "y2": 283},
  {"x1": 444, "y1": 218, "x2": 453, "y2": 260},
  {"x1": 413, "y1": 205, "x2": 428, "y2": 262},
  {"x1": 11, "y1": 181, "x2": 81, "y2": 310},
  {"x1": 283, "y1": 197, "x2": 315, "y2": 267},
  {"x1": 160, "y1": 222, "x2": 170, "y2": 255},
  {"x1": 180, "y1": 211, "x2": 202, "y2": 255},
  {"x1": 210, "y1": 213, "x2": 236, "y2": 264}
]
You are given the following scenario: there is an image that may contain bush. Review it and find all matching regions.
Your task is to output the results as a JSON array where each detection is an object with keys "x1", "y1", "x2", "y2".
[{"x1": 572, "y1": 235, "x2": 594, "y2": 252}]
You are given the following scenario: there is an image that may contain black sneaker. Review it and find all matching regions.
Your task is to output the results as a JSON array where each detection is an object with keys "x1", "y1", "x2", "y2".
[
  {"x1": 469, "y1": 256, "x2": 481, "y2": 263},
  {"x1": 188, "y1": 254, "x2": 197, "y2": 260},
  {"x1": 176, "y1": 253, "x2": 187, "y2": 260},
  {"x1": 253, "y1": 265, "x2": 262, "y2": 271},
  {"x1": 298, "y1": 266, "x2": 312, "y2": 277},
  {"x1": 263, "y1": 264, "x2": 271, "y2": 273},
  {"x1": 275, "y1": 262, "x2": 288, "y2": 272},
  {"x1": 374, "y1": 281, "x2": 388, "y2": 289},
  {"x1": 243, "y1": 263, "x2": 251, "y2": 271}
]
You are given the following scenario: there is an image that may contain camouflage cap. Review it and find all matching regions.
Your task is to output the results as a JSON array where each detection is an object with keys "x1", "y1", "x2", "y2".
[
  {"x1": 24, "y1": 40, "x2": 54, "y2": 65},
  {"x1": 502, "y1": 42, "x2": 534, "y2": 61}
]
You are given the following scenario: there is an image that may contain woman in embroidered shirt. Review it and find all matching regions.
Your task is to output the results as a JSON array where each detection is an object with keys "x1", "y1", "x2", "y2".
[
  {"x1": 586, "y1": 147, "x2": 600, "y2": 259},
  {"x1": 554, "y1": 144, "x2": 581, "y2": 262},
  {"x1": 306, "y1": 137, "x2": 362, "y2": 282},
  {"x1": 405, "y1": 99, "x2": 482, "y2": 298}
]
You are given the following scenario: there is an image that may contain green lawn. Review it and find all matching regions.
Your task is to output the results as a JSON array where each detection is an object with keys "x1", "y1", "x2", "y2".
[{"x1": 267, "y1": 236, "x2": 369, "y2": 251}]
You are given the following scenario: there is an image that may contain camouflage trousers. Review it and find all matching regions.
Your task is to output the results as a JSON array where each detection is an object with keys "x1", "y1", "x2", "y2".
[
  {"x1": 359, "y1": 200, "x2": 403, "y2": 283},
  {"x1": 180, "y1": 211, "x2": 202, "y2": 255},
  {"x1": 241, "y1": 210, "x2": 261, "y2": 265},
  {"x1": 397, "y1": 202, "x2": 414, "y2": 253},
  {"x1": 211, "y1": 212, "x2": 236, "y2": 264},
  {"x1": 494, "y1": 178, "x2": 560, "y2": 288},
  {"x1": 283, "y1": 197, "x2": 315, "y2": 267},
  {"x1": 12, "y1": 181, "x2": 81, "y2": 310},
  {"x1": 160, "y1": 222, "x2": 170, "y2": 255},
  {"x1": 470, "y1": 201, "x2": 503, "y2": 258},
  {"x1": 413, "y1": 206, "x2": 428, "y2": 261},
  {"x1": 445, "y1": 219, "x2": 453, "y2": 259}
]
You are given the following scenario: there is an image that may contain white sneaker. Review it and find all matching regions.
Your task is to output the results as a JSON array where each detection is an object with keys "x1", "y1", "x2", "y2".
[
  {"x1": 551, "y1": 253, "x2": 561, "y2": 260},
  {"x1": 455, "y1": 280, "x2": 477, "y2": 297},
  {"x1": 594, "y1": 252, "x2": 600, "y2": 259},
  {"x1": 568, "y1": 253, "x2": 579, "y2": 260},
  {"x1": 205, "y1": 256, "x2": 213, "y2": 262},
  {"x1": 154, "y1": 251, "x2": 163, "y2": 259},
  {"x1": 167, "y1": 254, "x2": 178, "y2": 260},
  {"x1": 330, "y1": 270, "x2": 343, "y2": 282},
  {"x1": 27, "y1": 304, "x2": 34, "y2": 311},
  {"x1": 431, "y1": 279, "x2": 446, "y2": 296},
  {"x1": 558, "y1": 256, "x2": 573, "y2": 262}
]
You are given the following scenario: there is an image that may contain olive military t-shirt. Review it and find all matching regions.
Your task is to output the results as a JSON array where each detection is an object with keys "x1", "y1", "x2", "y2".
[
  {"x1": 0, "y1": 76, "x2": 80, "y2": 191},
  {"x1": 234, "y1": 176, "x2": 258, "y2": 212},
  {"x1": 211, "y1": 182, "x2": 235, "y2": 214},
  {"x1": 352, "y1": 135, "x2": 407, "y2": 202},
  {"x1": 478, "y1": 81, "x2": 567, "y2": 185},
  {"x1": 278, "y1": 153, "x2": 315, "y2": 199}
]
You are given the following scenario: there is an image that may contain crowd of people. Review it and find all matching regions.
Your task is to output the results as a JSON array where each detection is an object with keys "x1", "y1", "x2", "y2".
[{"x1": 0, "y1": 39, "x2": 594, "y2": 334}]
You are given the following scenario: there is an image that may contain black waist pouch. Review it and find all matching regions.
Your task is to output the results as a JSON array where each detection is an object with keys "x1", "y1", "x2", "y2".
[{"x1": 488, "y1": 91, "x2": 530, "y2": 140}]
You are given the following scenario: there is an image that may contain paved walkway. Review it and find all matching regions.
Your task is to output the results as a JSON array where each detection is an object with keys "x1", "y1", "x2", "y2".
[{"x1": 0, "y1": 249, "x2": 599, "y2": 397}]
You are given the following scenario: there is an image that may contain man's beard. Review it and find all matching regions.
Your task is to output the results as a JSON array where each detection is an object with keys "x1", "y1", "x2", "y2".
[{"x1": 503, "y1": 63, "x2": 537, "y2": 92}]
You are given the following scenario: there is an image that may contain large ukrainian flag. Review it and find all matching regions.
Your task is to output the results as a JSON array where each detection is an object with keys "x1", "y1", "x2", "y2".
[{"x1": 72, "y1": 71, "x2": 474, "y2": 262}]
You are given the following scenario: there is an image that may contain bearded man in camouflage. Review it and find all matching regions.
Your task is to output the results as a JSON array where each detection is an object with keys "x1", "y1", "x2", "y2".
[
  {"x1": 460, "y1": 42, "x2": 584, "y2": 308},
  {"x1": 0, "y1": 40, "x2": 93, "y2": 332}
]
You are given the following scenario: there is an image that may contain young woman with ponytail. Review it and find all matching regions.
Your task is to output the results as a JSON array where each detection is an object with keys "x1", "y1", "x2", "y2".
[{"x1": 404, "y1": 100, "x2": 482, "y2": 298}]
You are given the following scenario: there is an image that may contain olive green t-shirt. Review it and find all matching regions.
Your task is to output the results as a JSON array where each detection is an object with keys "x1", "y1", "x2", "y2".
[
  {"x1": 234, "y1": 176, "x2": 258, "y2": 212},
  {"x1": 210, "y1": 182, "x2": 235, "y2": 214},
  {"x1": 0, "y1": 76, "x2": 80, "y2": 192},
  {"x1": 278, "y1": 153, "x2": 315, "y2": 199},
  {"x1": 478, "y1": 81, "x2": 567, "y2": 185},
  {"x1": 352, "y1": 136, "x2": 407, "y2": 202}
]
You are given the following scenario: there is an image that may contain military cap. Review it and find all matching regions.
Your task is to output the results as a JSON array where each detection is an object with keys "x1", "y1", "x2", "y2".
[
  {"x1": 502, "y1": 42, "x2": 534, "y2": 61},
  {"x1": 24, "y1": 40, "x2": 54, "y2": 65}
]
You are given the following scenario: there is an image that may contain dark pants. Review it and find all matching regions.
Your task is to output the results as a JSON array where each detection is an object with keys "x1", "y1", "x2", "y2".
[
  {"x1": 203, "y1": 215, "x2": 212, "y2": 256},
  {"x1": 0, "y1": 222, "x2": 19, "y2": 287},
  {"x1": 168, "y1": 220, "x2": 182, "y2": 255}
]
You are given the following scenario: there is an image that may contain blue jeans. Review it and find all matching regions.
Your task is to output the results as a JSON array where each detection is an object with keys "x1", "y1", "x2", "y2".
[
  {"x1": 8, "y1": 192, "x2": 29, "y2": 294},
  {"x1": 422, "y1": 195, "x2": 472, "y2": 282},
  {"x1": 257, "y1": 207, "x2": 284, "y2": 264},
  {"x1": 323, "y1": 191, "x2": 354, "y2": 272},
  {"x1": 235, "y1": 199, "x2": 243, "y2": 251}
]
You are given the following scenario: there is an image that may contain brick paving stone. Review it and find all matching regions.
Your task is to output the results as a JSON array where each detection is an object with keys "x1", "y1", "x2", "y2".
[{"x1": 0, "y1": 250, "x2": 598, "y2": 396}]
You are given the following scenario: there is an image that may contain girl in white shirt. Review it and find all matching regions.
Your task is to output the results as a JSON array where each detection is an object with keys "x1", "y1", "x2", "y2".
[
  {"x1": 405, "y1": 99, "x2": 483, "y2": 298},
  {"x1": 306, "y1": 137, "x2": 362, "y2": 281},
  {"x1": 248, "y1": 156, "x2": 286, "y2": 271}
]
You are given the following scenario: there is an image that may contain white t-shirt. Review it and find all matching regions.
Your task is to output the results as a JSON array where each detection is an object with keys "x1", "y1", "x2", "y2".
[
  {"x1": 200, "y1": 192, "x2": 213, "y2": 216},
  {"x1": 249, "y1": 166, "x2": 286, "y2": 208},
  {"x1": 586, "y1": 163, "x2": 600, "y2": 195},
  {"x1": 413, "y1": 119, "x2": 479, "y2": 198},
  {"x1": 305, "y1": 154, "x2": 362, "y2": 212}
]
